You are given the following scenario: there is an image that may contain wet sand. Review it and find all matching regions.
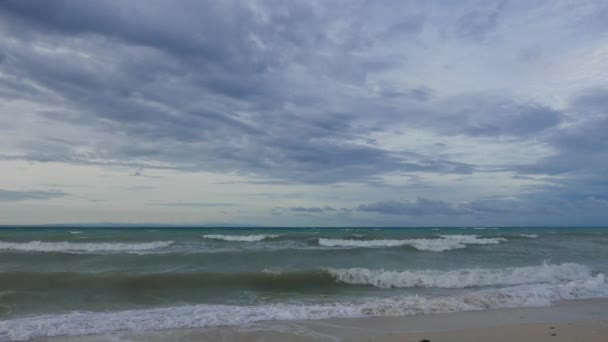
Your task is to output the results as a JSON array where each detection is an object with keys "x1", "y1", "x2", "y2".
[{"x1": 35, "y1": 298, "x2": 608, "y2": 342}]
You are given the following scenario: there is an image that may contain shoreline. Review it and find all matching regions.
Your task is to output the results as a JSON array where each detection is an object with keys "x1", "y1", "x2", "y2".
[{"x1": 32, "y1": 298, "x2": 608, "y2": 342}]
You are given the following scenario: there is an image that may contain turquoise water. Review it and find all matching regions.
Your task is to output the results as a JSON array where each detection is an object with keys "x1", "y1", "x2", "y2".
[{"x1": 1, "y1": 227, "x2": 607, "y2": 341}]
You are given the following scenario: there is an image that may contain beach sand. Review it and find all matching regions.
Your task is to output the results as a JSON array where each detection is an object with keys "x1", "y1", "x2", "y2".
[{"x1": 35, "y1": 298, "x2": 608, "y2": 342}]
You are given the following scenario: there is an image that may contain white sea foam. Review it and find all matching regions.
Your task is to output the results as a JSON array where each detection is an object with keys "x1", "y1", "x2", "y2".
[
  {"x1": 520, "y1": 234, "x2": 539, "y2": 238},
  {"x1": 437, "y1": 234, "x2": 506, "y2": 244},
  {"x1": 319, "y1": 235, "x2": 506, "y2": 251},
  {"x1": 319, "y1": 238, "x2": 412, "y2": 248},
  {"x1": 407, "y1": 238, "x2": 469, "y2": 252},
  {"x1": 202, "y1": 234, "x2": 280, "y2": 242},
  {"x1": 1, "y1": 274, "x2": 606, "y2": 341},
  {"x1": 326, "y1": 263, "x2": 591, "y2": 288},
  {"x1": 361, "y1": 274, "x2": 608, "y2": 315},
  {"x1": 0, "y1": 240, "x2": 174, "y2": 254},
  {"x1": 261, "y1": 268, "x2": 283, "y2": 275}
]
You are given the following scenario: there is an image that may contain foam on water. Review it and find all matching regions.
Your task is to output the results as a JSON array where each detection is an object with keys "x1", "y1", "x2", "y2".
[
  {"x1": 436, "y1": 234, "x2": 506, "y2": 244},
  {"x1": 0, "y1": 240, "x2": 174, "y2": 254},
  {"x1": 520, "y1": 234, "x2": 539, "y2": 238},
  {"x1": 2, "y1": 274, "x2": 606, "y2": 341},
  {"x1": 327, "y1": 263, "x2": 591, "y2": 288},
  {"x1": 201, "y1": 234, "x2": 280, "y2": 242},
  {"x1": 319, "y1": 238, "x2": 411, "y2": 248},
  {"x1": 318, "y1": 235, "x2": 506, "y2": 251}
]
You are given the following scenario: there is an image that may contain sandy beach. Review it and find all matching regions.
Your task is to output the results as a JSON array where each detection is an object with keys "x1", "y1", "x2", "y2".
[{"x1": 34, "y1": 298, "x2": 608, "y2": 342}]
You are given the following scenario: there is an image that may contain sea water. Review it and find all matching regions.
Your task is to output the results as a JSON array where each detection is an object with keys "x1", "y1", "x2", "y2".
[{"x1": 1, "y1": 227, "x2": 607, "y2": 341}]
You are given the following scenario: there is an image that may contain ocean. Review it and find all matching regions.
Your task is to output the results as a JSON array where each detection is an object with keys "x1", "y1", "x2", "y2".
[{"x1": 1, "y1": 227, "x2": 607, "y2": 341}]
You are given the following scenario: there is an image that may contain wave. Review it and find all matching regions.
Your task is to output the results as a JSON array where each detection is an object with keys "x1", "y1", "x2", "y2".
[
  {"x1": 520, "y1": 234, "x2": 539, "y2": 238},
  {"x1": 326, "y1": 263, "x2": 591, "y2": 288},
  {"x1": 0, "y1": 271, "x2": 337, "y2": 292},
  {"x1": 0, "y1": 234, "x2": 510, "y2": 255},
  {"x1": 3, "y1": 263, "x2": 587, "y2": 293},
  {"x1": 436, "y1": 234, "x2": 506, "y2": 244},
  {"x1": 0, "y1": 241, "x2": 174, "y2": 254},
  {"x1": 2, "y1": 274, "x2": 606, "y2": 341},
  {"x1": 361, "y1": 273, "x2": 608, "y2": 315},
  {"x1": 319, "y1": 238, "x2": 411, "y2": 248},
  {"x1": 318, "y1": 235, "x2": 506, "y2": 251},
  {"x1": 201, "y1": 234, "x2": 280, "y2": 242}
]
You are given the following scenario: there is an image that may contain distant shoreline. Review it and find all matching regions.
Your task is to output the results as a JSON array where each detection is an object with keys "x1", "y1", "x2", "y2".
[{"x1": 2, "y1": 225, "x2": 608, "y2": 229}]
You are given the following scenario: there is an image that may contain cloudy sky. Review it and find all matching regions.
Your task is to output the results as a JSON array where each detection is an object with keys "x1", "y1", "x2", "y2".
[{"x1": 0, "y1": 0, "x2": 607, "y2": 226}]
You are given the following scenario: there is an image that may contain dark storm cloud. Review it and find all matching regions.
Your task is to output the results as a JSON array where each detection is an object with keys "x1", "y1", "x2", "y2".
[
  {"x1": 514, "y1": 88, "x2": 608, "y2": 177},
  {"x1": 0, "y1": 0, "x2": 607, "y2": 226},
  {"x1": 0, "y1": 0, "x2": 268, "y2": 71},
  {"x1": 0, "y1": 0, "x2": 482, "y2": 185},
  {"x1": 429, "y1": 97, "x2": 564, "y2": 137},
  {"x1": 455, "y1": 7, "x2": 500, "y2": 40},
  {"x1": 357, "y1": 198, "x2": 473, "y2": 216},
  {"x1": 0, "y1": 189, "x2": 67, "y2": 202},
  {"x1": 275, "y1": 206, "x2": 338, "y2": 214},
  {"x1": 377, "y1": 85, "x2": 434, "y2": 101},
  {"x1": 288, "y1": 207, "x2": 325, "y2": 213},
  {"x1": 0, "y1": 0, "x2": 601, "y2": 200},
  {"x1": 570, "y1": 88, "x2": 608, "y2": 115},
  {"x1": 150, "y1": 201, "x2": 240, "y2": 207},
  {"x1": 356, "y1": 197, "x2": 563, "y2": 218},
  {"x1": 476, "y1": 86, "x2": 608, "y2": 222}
]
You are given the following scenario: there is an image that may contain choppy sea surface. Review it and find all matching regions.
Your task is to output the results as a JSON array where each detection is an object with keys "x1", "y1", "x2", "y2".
[{"x1": 1, "y1": 227, "x2": 607, "y2": 341}]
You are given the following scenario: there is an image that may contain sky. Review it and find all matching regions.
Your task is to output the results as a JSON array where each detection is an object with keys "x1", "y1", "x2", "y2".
[{"x1": 0, "y1": 0, "x2": 607, "y2": 227}]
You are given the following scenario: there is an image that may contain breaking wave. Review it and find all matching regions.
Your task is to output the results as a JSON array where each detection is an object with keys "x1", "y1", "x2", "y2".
[
  {"x1": 3, "y1": 263, "x2": 588, "y2": 293},
  {"x1": 326, "y1": 263, "x2": 591, "y2": 288},
  {"x1": 0, "y1": 241, "x2": 174, "y2": 254},
  {"x1": 318, "y1": 235, "x2": 506, "y2": 251},
  {"x1": 520, "y1": 234, "x2": 539, "y2": 238},
  {"x1": 201, "y1": 234, "x2": 280, "y2": 242},
  {"x1": 2, "y1": 273, "x2": 606, "y2": 341}
]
